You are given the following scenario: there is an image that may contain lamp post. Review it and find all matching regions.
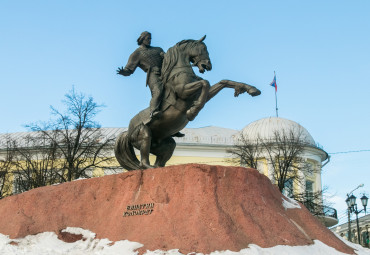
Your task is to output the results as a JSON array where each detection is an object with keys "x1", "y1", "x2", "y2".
[
  {"x1": 346, "y1": 192, "x2": 368, "y2": 244},
  {"x1": 346, "y1": 184, "x2": 365, "y2": 243}
]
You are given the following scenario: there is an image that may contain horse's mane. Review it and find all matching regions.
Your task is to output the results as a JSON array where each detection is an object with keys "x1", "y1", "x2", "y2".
[{"x1": 161, "y1": 39, "x2": 198, "y2": 84}]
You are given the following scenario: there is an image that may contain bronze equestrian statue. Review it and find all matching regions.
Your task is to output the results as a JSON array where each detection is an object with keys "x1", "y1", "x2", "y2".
[{"x1": 115, "y1": 33, "x2": 261, "y2": 170}]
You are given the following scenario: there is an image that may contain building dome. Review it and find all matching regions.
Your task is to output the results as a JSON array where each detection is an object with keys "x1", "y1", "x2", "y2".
[{"x1": 241, "y1": 117, "x2": 316, "y2": 146}]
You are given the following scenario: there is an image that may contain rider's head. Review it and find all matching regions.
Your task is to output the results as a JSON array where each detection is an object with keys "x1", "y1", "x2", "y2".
[{"x1": 137, "y1": 31, "x2": 151, "y2": 46}]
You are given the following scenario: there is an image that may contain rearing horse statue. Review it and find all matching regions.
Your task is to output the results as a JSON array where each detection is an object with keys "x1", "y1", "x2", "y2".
[{"x1": 115, "y1": 36, "x2": 261, "y2": 170}]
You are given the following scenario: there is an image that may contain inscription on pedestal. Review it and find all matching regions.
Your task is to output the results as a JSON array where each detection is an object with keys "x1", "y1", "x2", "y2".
[{"x1": 123, "y1": 203, "x2": 155, "y2": 217}]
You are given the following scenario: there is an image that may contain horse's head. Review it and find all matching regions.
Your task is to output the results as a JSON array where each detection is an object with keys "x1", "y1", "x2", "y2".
[
  {"x1": 161, "y1": 36, "x2": 213, "y2": 83},
  {"x1": 189, "y1": 35, "x2": 212, "y2": 74}
]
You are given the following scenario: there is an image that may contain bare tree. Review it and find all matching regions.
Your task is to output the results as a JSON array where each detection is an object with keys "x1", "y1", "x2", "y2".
[
  {"x1": 0, "y1": 136, "x2": 15, "y2": 198},
  {"x1": 228, "y1": 127, "x2": 328, "y2": 215},
  {"x1": 291, "y1": 187, "x2": 332, "y2": 216},
  {"x1": 26, "y1": 87, "x2": 116, "y2": 182},
  {"x1": 9, "y1": 134, "x2": 61, "y2": 193},
  {"x1": 263, "y1": 128, "x2": 318, "y2": 193},
  {"x1": 227, "y1": 134, "x2": 261, "y2": 169}
]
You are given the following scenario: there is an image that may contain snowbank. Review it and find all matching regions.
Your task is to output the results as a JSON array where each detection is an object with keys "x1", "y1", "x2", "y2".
[{"x1": 0, "y1": 227, "x2": 369, "y2": 255}]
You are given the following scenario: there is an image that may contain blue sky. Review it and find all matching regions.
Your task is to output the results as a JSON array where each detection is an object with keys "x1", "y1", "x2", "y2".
[{"x1": 1, "y1": 1, "x2": 370, "y2": 224}]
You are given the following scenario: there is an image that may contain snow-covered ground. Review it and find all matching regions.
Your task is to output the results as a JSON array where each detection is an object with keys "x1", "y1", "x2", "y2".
[{"x1": 0, "y1": 227, "x2": 369, "y2": 255}]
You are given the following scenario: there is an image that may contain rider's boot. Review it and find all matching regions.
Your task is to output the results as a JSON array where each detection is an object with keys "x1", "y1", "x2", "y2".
[
  {"x1": 172, "y1": 132, "x2": 185, "y2": 137},
  {"x1": 150, "y1": 110, "x2": 162, "y2": 119}
]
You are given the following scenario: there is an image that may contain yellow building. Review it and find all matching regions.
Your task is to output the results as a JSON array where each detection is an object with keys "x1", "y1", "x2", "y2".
[{"x1": 0, "y1": 117, "x2": 338, "y2": 227}]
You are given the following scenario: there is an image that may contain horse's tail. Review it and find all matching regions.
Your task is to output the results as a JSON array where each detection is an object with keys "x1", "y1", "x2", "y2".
[{"x1": 114, "y1": 131, "x2": 141, "y2": 171}]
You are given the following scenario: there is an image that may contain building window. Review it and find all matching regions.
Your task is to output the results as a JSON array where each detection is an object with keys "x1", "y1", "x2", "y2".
[
  {"x1": 306, "y1": 180, "x2": 314, "y2": 199},
  {"x1": 283, "y1": 179, "x2": 293, "y2": 198}
]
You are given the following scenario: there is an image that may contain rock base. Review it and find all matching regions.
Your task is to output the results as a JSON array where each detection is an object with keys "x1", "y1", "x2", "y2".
[{"x1": 0, "y1": 164, "x2": 353, "y2": 254}]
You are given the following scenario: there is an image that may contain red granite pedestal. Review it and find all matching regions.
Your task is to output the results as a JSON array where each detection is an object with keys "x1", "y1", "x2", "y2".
[{"x1": 0, "y1": 164, "x2": 354, "y2": 254}]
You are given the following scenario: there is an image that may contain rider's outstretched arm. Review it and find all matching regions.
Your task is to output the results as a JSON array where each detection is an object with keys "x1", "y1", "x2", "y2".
[{"x1": 117, "y1": 50, "x2": 140, "y2": 76}]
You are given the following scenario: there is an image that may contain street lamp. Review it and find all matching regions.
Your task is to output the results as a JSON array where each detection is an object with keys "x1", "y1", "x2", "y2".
[
  {"x1": 346, "y1": 197, "x2": 351, "y2": 208},
  {"x1": 361, "y1": 195, "x2": 368, "y2": 209},
  {"x1": 347, "y1": 193, "x2": 368, "y2": 244},
  {"x1": 346, "y1": 184, "x2": 365, "y2": 243},
  {"x1": 349, "y1": 195, "x2": 357, "y2": 207}
]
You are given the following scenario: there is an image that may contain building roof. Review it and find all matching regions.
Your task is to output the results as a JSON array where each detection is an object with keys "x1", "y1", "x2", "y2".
[
  {"x1": 99, "y1": 126, "x2": 238, "y2": 146},
  {"x1": 0, "y1": 119, "x2": 327, "y2": 153},
  {"x1": 174, "y1": 126, "x2": 238, "y2": 146},
  {"x1": 241, "y1": 117, "x2": 316, "y2": 146},
  {"x1": 0, "y1": 126, "x2": 238, "y2": 149},
  {"x1": 0, "y1": 123, "x2": 328, "y2": 161}
]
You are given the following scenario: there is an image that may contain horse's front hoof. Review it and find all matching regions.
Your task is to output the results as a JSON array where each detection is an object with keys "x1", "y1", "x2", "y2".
[{"x1": 249, "y1": 88, "x2": 261, "y2": 97}]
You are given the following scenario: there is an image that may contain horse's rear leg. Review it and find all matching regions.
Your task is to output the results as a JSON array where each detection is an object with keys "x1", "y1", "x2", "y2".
[
  {"x1": 131, "y1": 124, "x2": 153, "y2": 169},
  {"x1": 181, "y1": 79, "x2": 210, "y2": 121},
  {"x1": 151, "y1": 137, "x2": 176, "y2": 168}
]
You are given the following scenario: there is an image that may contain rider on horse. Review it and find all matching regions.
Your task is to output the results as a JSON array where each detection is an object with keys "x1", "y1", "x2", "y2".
[
  {"x1": 115, "y1": 35, "x2": 261, "y2": 170},
  {"x1": 117, "y1": 31, "x2": 164, "y2": 121},
  {"x1": 117, "y1": 31, "x2": 184, "y2": 137}
]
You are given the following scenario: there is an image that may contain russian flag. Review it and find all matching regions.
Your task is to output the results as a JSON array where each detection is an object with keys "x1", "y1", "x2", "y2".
[{"x1": 270, "y1": 73, "x2": 277, "y2": 92}]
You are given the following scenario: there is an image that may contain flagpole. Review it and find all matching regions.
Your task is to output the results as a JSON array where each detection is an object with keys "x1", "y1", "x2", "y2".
[
  {"x1": 274, "y1": 71, "x2": 278, "y2": 117},
  {"x1": 270, "y1": 71, "x2": 279, "y2": 117},
  {"x1": 275, "y1": 87, "x2": 278, "y2": 117}
]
